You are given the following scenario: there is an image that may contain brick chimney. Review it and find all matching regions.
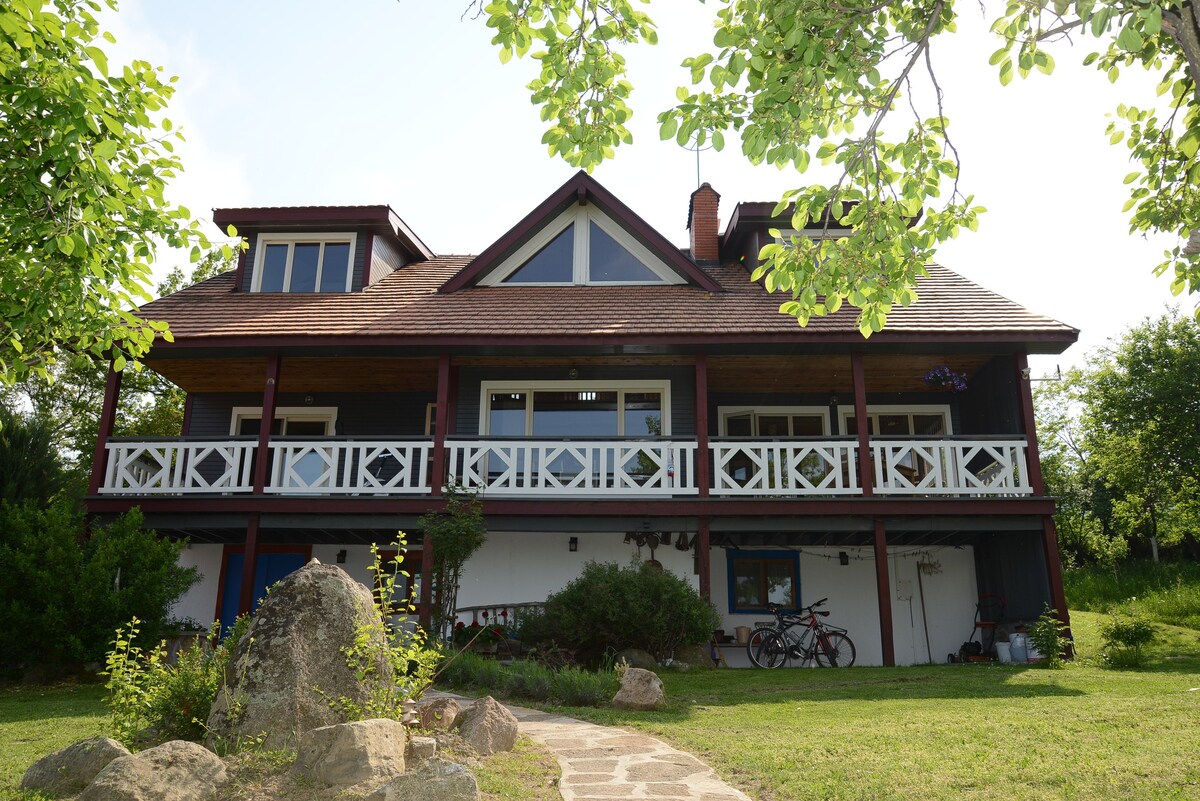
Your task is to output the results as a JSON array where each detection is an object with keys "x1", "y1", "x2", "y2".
[{"x1": 687, "y1": 183, "x2": 721, "y2": 264}]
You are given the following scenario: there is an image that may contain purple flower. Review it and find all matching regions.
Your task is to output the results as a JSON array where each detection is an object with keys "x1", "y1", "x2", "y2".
[{"x1": 923, "y1": 365, "x2": 968, "y2": 393}]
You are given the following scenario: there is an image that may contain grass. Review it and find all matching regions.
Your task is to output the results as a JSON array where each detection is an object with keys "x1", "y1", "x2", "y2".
[
  {"x1": 0, "y1": 682, "x2": 106, "y2": 795},
  {"x1": 1065, "y1": 559, "x2": 1200, "y2": 629}
]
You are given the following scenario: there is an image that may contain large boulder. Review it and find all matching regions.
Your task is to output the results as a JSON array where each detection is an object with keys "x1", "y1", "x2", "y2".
[
  {"x1": 673, "y1": 644, "x2": 717, "y2": 670},
  {"x1": 454, "y1": 696, "x2": 518, "y2": 755},
  {"x1": 206, "y1": 560, "x2": 391, "y2": 749},
  {"x1": 615, "y1": 648, "x2": 658, "y2": 671},
  {"x1": 21, "y1": 736, "x2": 130, "y2": 797},
  {"x1": 613, "y1": 667, "x2": 667, "y2": 711},
  {"x1": 365, "y1": 757, "x2": 480, "y2": 801},
  {"x1": 291, "y1": 718, "x2": 407, "y2": 788},
  {"x1": 78, "y1": 740, "x2": 226, "y2": 801},
  {"x1": 419, "y1": 697, "x2": 461, "y2": 731}
]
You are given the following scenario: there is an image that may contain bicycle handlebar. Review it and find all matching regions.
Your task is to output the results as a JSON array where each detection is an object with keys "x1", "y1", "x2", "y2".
[{"x1": 767, "y1": 598, "x2": 831, "y2": 618}]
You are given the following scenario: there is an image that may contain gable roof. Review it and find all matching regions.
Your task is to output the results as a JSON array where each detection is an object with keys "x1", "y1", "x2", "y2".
[
  {"x1": 438, "y1": 172, "x2": 723, "y2": 293},
  {"x1": 138, "y1": 260, "x2": 1077, "y2": 352}
]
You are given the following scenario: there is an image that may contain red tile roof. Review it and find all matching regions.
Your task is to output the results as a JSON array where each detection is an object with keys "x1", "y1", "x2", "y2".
[{"x1": 139, "y1": 259, "x2": 1077, "y2": 352}]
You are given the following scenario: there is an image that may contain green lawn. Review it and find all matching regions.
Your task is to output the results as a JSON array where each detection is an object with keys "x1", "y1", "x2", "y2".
[{"x1": 3, "y1": 612, "x2": 1199, "y2": 801}]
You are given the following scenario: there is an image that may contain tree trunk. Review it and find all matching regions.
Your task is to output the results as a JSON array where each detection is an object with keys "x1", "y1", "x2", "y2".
[
  {"x1": 1162, "y1": 2, "x2": 1200, "y2": 105},
  {"x1": 1150, "y1": 535, "x2": 1159, "y2": 563}
]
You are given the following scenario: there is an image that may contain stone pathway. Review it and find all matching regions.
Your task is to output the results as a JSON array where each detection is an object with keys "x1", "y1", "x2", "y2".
[{"x1": 431, "y1": 691, "x2": 750, "y2": 801}]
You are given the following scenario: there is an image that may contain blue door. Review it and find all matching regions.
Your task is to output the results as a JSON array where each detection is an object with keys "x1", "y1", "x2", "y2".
[{"x1": 219, "y1": 551, "x2": 307, "y2": 635}]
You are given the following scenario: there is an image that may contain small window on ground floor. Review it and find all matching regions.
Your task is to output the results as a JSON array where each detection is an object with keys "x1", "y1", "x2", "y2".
[{"x1": 727, "y1": 549, "x2": 800, "y2": 614}]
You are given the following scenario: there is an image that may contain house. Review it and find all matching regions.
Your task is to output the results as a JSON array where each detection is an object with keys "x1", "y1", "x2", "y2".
[{"x1": 85, "y1": 172, "x2": 1078, "y2": 666}]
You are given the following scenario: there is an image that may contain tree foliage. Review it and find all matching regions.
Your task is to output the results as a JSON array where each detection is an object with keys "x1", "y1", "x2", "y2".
[
  {"x1": 417, "y1": 485, "x2": 488, "y2": 640},
  {"x1": 1037, "y1": 309, "x2": 1200, "y2": 563},
  {"x1": 0, "y1": 0, "x2": 225, "y2": 384},
  {"x1": 473, "y1": 0, "x2": 1200, "y2": 330}
]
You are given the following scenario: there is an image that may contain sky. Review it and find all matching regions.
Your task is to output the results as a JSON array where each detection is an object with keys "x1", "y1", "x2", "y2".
[{"x1": 100, "y1": 1, "x2": 1188, "y2": 375}]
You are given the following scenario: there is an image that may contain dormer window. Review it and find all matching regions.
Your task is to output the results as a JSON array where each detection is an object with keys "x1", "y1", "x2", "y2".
[
  {"x1": 480, "y1": 206, "x2": 685, "y2": 287},
  {"x1": 252, "y1": 233, "x2": 357, "y2": 292}
]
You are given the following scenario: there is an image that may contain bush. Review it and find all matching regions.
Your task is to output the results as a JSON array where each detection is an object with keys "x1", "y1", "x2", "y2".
[
  {"x1": 1064, "y1": 560, "x2": 1200, "y2": 629},
  {"x1": 505, "y1": 660, "x2": 554, "y2": 701},
  {"x1": 1100, "y1": 610, "x2": 1157, "y2": 669},
  {"x1": 531, "y1": 560, "x2": 719, "y2": 665},
  {"x1": 1027, "y1": 606, "x2": 1070, "y2": 669},
  {"x1": 0, "y1": 502, "x2": 197, "y2": 679},
  {"x1": 553, "y1": 666, "x2": 618, "y2": 707}
]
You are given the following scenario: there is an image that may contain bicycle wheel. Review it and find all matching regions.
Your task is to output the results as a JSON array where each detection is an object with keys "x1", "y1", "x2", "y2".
[
  {"x1": 747, "y1": 628, "x2": 788, "y2": 668},
  {"x1": 814, "y1": 631, "x2": 856, "y2": 667}
]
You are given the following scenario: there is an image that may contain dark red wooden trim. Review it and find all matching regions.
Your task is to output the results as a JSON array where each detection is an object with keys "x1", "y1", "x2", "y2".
[
  {"x1": 698, "y1": 517, "x2": 711, "y2": 601},
  {"x1": 694, "y1": 355, "x2": 710, "y2": 497},
  {"x1": 215, "y1": 205, "x2": 392, "y2": 226},
  {"x1": 87, "y1": 366, "x2": 123, "y2": 496},
  {"x1": 430, "y1": 354, "x2": 451, "y2": 497},
  {"x1": 150, "y1": 329, "x2": 1080, "y2": 353},
  {"x1": 85, "y1": 495, "x2": 1058, "y2": 518},
  {"x1": 438, "y1": 171, "x2": 723, "y2": 294},
  {"x1": 851, "y1": 353, "x2": 873, "y2": 496},
  {"x1": 419, "y1": 534, "x2": 434, "y2": 630},
  {"x1": 1042, "y1": 516, "x2": 1071, "y2": 632},
  {"x1": 1014, "y1": 352, "x2": 1046, "y2": 495},
  {"x1": 233, "y1": 248, "x2": 246, "y2": 293},
  {"x1": 214, "y1": 543, "x2": 231, "y2": 623},
  {"x1": 180, "y1": 393, "x2": 194, "y2": 437},
  {"x1": 251, "y1": 355, "x2": 282, "y2": 494},
  {"x1": 873, "y1": 518, "x2": 895, "y2": 666},
  {"x1": 446, "y1": 364, "x2": 459, "y2": 436},
  {"x1": 360, "y1": 231, "x2": 375, "y2": 288},
  {"x1": 238, "y1": 514, "x2": 261, "y2": 615}
]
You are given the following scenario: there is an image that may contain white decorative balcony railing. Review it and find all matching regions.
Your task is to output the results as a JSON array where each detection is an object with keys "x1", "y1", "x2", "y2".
[
  {"x1": 711, "y1": 439, "x2": 860, "y2": 496},
  {"x1": 871, "y1": 439, "x2": 1032, "y2": 496},
  {"x1": 267, "y1": 440, "x2": 432, "y2": 495},
  {"x1": 98, "y1": 436, "x2": 1033, "y2": 499},
  {"x1": 101, "y1": 440, "x2": 257, "y2": 495},
  {"x1": 446, "y1": 439, "x2": 699, "y2": 497}
]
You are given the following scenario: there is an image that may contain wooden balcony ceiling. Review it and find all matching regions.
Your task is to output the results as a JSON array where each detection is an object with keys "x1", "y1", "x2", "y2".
[
  {"x1": 144, "y1": 356, "x2": 439, "y2": 393},
  {"x1": 707, "y1": 354, "x2": 992, "y2": 393}
]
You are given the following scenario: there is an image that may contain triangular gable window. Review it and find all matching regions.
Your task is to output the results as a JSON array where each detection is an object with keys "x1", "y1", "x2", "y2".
[
  {"x1": 504, "y1": 224, "x2": 575, "y2": 284},
  {"x1": 486, "y1": 205, "x2": 685, "y2": 287}
]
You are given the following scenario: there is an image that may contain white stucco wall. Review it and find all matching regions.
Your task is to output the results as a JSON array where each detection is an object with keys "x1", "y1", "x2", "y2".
[
  {"x1": 169, "y1": 543, "x2": 223, "y2": 626},
  {"x1": 709, "y1": 545, "x2": 978, "y2": 666}
]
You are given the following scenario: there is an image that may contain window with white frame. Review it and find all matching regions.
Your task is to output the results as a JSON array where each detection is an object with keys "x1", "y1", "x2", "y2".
[
  {"x1": 718, "y1": 407, "x2": 830, "y2": 438},
  {"x1": 252, "y1": 233, "x2": 357, "y2": 293},
  {"x1": 838, "y1": 405, "x2": 952, "y2": 437},
  {"x1": 481, "y1": 381, "x2": 670, "y2": 437},
  {"x1": 479, "y1": 206, "x2": 685, "y2": 286},
  {"x1": 229, "y1": 407, "x2": 338, "y2": 436}
]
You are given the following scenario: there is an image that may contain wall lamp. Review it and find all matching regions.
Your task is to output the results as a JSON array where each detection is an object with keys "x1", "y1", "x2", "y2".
[
  {"x1": 839, "y1": 551, "x2": 850, "y2": 566},
  {"x1": 336, "y1": 549, "x2": 347, "y2": 564},
  {"x1": 568, "y1": 537, "x2": 579, "y2": 552}
]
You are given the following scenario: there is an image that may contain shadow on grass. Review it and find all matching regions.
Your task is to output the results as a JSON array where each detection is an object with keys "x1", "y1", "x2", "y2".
[{"x1": 0, "y1": 683, "x2": 106, "y2": 726}]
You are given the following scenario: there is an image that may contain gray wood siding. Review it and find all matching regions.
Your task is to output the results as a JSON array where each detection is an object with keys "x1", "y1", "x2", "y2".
[
  {"x1": 454, "y1": 366, "x2": 695, "y2": 437},
  {"x1": 239, "y1": 228, "x2": 371, "y2": 293},
  {"x1": 185, "y1": 392, "x2": 435, "y2": 437},
  {"x1": 957, "y1": 355, "x2": 1020, "y2": 435},
  {"x1": 369, "y1": 235, "x2": 405, "y2": 287}
]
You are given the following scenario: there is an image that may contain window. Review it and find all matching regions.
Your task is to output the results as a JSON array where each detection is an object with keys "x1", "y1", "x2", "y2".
[
  {"x1": 252, "y1": 233, "x2": 357, "y2": 292},
  {"x1": 230, "y1": 407, "x2": 338, "y2": 436},
  {"x1": 839, "y1": 405, "x2": 952, "y2": 437},
  {"x1": 719, "y1": 407, "x2": 830, "y2": 438},
  {"x1": 480, "y1": 381, "x2": 669, "y2": 437},
  {"x1": 481, "y1": 206, "x2": 685, "y2": 286},
  {"x1": 727, "y1": 550, "x2": 800, "y2": 613}
]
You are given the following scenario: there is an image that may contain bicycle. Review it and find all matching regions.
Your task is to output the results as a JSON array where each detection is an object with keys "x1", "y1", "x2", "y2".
[{"x1": 746, "y1": 598, "x2": 857, "y2": 668}]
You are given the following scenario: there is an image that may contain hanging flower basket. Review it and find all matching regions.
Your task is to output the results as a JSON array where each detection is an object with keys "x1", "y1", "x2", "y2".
[{"x1": 922, "y1": 365, "x2": 968, "y2": 393}]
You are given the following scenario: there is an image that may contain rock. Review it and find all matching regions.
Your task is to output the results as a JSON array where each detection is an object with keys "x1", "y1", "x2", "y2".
[
  {"x1": 365, "y1": 757, "x2": 480, "y2": 801},
  {"x1": 408, "y1": 735, "x2": 438, "y2": 762},
  {"x1": 419, "y1": 697, "x2": 462, "y2": 731},
  {"x1": 615, "y1": 648, "x2": 658, "y2": 670},
  {"x1": 206, "y1": 561, "x2": 391, "y2": 749},
  {"x1": 21, "y1": 736, "x2": 130, "y2": 796},
  {"x1": 454, "y1": 696, "x2": 518, "y2": 755},
  {"x1": 291, "y1": 718, "x2": 407, "y2": 788},
  {"x1": 673, "y1": 644, "x2": 717, "y2": 670},
  {"x1": 78, "y1": 740, "x2": 226, "y2": 801},
  {"x1": 613, "y1": 667, "x2": 667, "y2": 711}
]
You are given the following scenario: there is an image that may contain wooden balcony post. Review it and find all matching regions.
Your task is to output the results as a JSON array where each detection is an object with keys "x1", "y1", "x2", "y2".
[
  {"x1": 419, "y1": 536, "x2": 435, "y2": 632},
  {"x1": 873, "y1": 518, "x2": 895, "y2": 666},
  {"x1": 697, "y1": 518, "x2": 711, "y2": 601},
  {"x1": 243, "y1": 355, "x2": 281, "y2": 616},
  {"x1": 430, "y1": 354, "x2": 451, "y2": 497},
  {"x1": 851, "y1": 352, "x2": 874, "y2": 496},
  {"x1": 694, "y1": 355, "x2": 710, "y2": 496},
  {"x1": 1014, "y1": 351, "x2": 1045, "y2": 495},
  {"x1": 1042, "y1": 517, "x2": 1073, "y2": 639},
  {"x1": 87, "y1": 364, "x2": 123, "y2": 496}
]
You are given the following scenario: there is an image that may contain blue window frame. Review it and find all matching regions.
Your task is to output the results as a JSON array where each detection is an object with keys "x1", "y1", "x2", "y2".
[{"x1": 726, "y1": 549, "x2": 801, "y2": 614}]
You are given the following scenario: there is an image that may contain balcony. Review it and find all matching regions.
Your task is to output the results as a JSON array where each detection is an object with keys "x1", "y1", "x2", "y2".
[{"x1": 100, "y1": 436, "x2": 1033, "y2": 498}]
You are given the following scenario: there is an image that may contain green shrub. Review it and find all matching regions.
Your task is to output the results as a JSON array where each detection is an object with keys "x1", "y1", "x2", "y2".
[
  {"x1": 0, "y1": 502, "x2": 197, "y2": 679},
  {"x1": 1100, "y1": 610, "x2": 1157, "y2": 669},
  {"x1": 533, "y1": 560, "x2": 719, "y2": 665},
  {"x1": 1064, "y1": 560, "x2": 1200, "y2": 629},
  {"x1": 505, "y1": 660, "x2": 554, "y2": 701},
  {"x1": 437, "y1": 649, "x2": 486, "y2": 690},
  {"x1": 554, "y1": 666, "x2": 618, "y2": 707},
  {"x1": 1027, "y1": 606, "x2": 1070, "y2": 669}
]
